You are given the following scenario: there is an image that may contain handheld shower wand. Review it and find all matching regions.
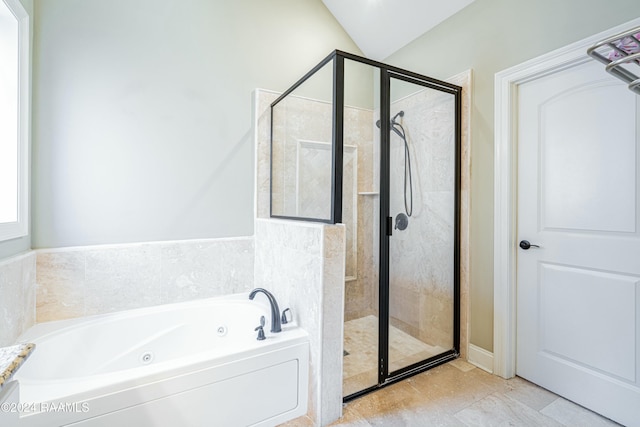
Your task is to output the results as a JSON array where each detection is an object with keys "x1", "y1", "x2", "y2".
[{"x1": 376, "y1": 111, "x2": 413, "y2": 219}]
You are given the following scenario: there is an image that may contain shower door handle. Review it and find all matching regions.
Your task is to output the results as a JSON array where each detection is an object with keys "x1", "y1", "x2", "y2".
[{"x1": 386, "y1": 217, "x2": 393, "y2": 236}]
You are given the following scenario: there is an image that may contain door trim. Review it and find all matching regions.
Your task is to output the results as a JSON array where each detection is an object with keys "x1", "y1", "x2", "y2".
[{"x1": 492, "y1": 17, "x2": 640, "y2": 379}]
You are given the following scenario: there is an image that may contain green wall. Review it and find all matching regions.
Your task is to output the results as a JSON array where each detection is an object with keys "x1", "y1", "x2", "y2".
[
  {"x1": 384, "y1": 0, "x2": 640, "y2": 352},
  {"x1": 30, "y1": 0, "x2": 362, "y2": 249}
]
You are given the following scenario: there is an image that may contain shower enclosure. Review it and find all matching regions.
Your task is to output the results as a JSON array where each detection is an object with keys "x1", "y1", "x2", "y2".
[{"x1": 270, "y1": 50, "x2": 461, "y2": 400}]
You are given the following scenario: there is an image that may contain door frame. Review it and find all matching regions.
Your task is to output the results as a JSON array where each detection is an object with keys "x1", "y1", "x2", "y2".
[{"x1": 492, "y1": 17, "x2": 640, "y2": 379}]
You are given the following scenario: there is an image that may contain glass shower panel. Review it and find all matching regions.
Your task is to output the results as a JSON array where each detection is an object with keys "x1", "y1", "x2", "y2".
[
  {"x1": 270, "y1": 50, "x2": 461, "y2": 401},
  {"x1": 387, "y1": 76, "x2": 456, "y2": 374},
  {"x1": 271, "y1": 61, "x2": 334, "y2": 221},
  {"x1": 342, "y1": 59, "x2": 380, "y2": 397}
]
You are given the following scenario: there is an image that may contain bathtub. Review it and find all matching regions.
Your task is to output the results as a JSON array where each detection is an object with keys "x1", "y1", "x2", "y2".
[{"x1": 13, "y1": 293, "x2": 309, "y2": 427}]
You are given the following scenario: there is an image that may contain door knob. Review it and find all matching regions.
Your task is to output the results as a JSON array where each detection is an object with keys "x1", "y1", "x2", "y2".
[{"x1": 519, "y1": 240, "x2": 540, "y2": 250}]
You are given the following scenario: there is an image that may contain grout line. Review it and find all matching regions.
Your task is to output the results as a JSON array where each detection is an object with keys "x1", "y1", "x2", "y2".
[{"x1": 539, "y1": 396, "x2": 561, "y2": 413}]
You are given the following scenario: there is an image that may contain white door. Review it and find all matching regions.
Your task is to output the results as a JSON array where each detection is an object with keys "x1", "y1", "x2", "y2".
[{"x1": 517, "y1": 58, "x2": 640, "y2": 426}]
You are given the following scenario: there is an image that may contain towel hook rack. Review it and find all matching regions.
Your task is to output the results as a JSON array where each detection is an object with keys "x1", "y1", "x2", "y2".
[{"x1": 587, "y1": 25, "x2": 640, "y2": 95}]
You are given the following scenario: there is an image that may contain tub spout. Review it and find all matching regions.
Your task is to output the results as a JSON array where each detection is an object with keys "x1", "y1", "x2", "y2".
[{"x1": 248, "y1": 288, "x2": 282, "y2": 333}]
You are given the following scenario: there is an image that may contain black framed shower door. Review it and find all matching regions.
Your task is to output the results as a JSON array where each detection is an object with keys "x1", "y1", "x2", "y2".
[
  {"x1": 337, "y1": 52, "x2": 461, "y2": 401},
  {"x1": 269, "y1": 50, "x2": 461, "y2": 401},
  {"x1": 371, "y1": 68, "x2": 461, "y2": 398}
]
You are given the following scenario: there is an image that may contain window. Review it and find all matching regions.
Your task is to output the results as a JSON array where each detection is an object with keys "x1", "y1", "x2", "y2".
[{"x1": 0, "y1": 0, "x2": 28, "y2": 242}]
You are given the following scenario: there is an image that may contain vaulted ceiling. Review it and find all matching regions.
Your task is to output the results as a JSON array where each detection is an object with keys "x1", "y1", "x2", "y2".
[{"x1": 322, "y1": 0, "x2": 475, "y2": 60}]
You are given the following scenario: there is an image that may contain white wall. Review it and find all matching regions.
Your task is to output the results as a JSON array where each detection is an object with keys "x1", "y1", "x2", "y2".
[
  {"x1": 384, "y1": 0, "x2": 640, "y2": 352},
  {"x1": 31, "y1": 0, "x2": 362, "y2": 249}
]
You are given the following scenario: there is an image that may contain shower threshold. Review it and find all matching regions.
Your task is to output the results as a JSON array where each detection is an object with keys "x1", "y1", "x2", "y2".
[{"x1": 343, "y1": 315, "x2": 452, "y2": 398}]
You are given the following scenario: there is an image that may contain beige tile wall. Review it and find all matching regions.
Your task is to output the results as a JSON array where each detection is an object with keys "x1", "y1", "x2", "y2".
[
  {"x1": 255, "y1": 90, "x2": 350, "y2": 425},
  {"x1": 36, "y1": 237, "x2": 254, "y2": 322},
  {"x1": 386, "y1": 70, "x2": 472, "y2": 355},
  {"x1": 0, "y1": 252, "x2": 36, "y2": 346},
  {"x1": 255, "y1": 67, "x2": 471, "y2": 359},
  {"x1": 255, "y1": 89, "x2": 378, "y2": 323},
  {"x1": 254, "y1": 218, "x2": 345, "y2": 426}
]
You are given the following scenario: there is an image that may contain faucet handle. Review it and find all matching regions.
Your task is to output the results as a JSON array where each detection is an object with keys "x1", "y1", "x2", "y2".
[
  {"x1": 281, "y1": 308, "x2": 291, "y2": 325},
  {"x1": 255, "y1": 316, "x2": 266, "y2": 341}
]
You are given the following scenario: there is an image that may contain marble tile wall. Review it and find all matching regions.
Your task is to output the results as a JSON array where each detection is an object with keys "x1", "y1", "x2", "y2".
[
  {"x1": 255, "y1": 90, "x2": 349, "y2": 425},
  {"x1": 345, "y1": 192, "x2": 379, "y2": 321},
  {"x1": 345, "y1": 106, "x2": 378, "y2": 322},
  {"x1": 271, "y1": 96, "x2": 333, "y2": 219},
  {"x1": 254, "y1": 218, "x2": 345, "y2": 426},
  {"x1": 387, "y1": 83, "x2": 457, "y2": 350},
  {"x1": 386, "y1": 70, "x2": 472, "y2": 358},
  {"x1": 254, "y1": 89, "x2": 279, "y2": 220},
  {"x1": 36, "y1": 237, "x2": 254, "y2": 322},
  {"x1": 0, "y1": 252, "x2": 36, "y2": 347},
  {"x1": 254, "y1": 89, "x2": 377, "y2": 322}
]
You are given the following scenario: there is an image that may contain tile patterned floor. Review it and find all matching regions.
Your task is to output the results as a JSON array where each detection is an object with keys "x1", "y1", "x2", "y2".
[
  {"x1": 282, "y1": 359, "x2": 622, "y2": 427},
  {"x1": 343, "y1": 315, "x2": 446, "y2": 396}
]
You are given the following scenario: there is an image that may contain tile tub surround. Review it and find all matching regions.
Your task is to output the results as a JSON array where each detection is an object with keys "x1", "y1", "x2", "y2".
[
  {"x1": 254, "y1": 218, "x2": 346, "y2": 426},
  {"x1": 0, "y1": 252, "x2": 36, "y2": 347},
  {"x1": 36, "y1": 237, "x2": 254, "y2": 322},
  {"x1": 0, "y1": 343, "x2": 35, "y2": 390}
]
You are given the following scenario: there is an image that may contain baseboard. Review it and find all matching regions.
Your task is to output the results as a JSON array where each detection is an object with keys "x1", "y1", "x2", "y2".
[{"x1": 468, "y1": 344, "x2": 494, "y2": 374}]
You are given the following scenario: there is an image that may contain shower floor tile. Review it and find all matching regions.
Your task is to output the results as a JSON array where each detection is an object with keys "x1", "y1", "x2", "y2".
[{"x1": 343, "y1": 315, "x2": 446, "y2": 396}]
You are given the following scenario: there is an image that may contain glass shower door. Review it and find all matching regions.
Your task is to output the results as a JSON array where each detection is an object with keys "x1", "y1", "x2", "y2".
[
  {"x1": 386, "y1": 75, "x2": 458, "y2": 375},
  {"x1": 341, "y1": 58, "x2": 381, "y2": 397},
  {"x1": 269, "y1": 50, "x2": 461, "y2": 401}
]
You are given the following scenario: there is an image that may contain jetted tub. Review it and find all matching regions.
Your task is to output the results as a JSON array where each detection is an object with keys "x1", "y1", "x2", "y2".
[{"x1": 14, "y1": 293, "x2": 309, "y2": 427}]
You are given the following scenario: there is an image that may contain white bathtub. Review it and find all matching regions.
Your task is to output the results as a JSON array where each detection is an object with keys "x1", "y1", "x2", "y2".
[{"x1": 14, "y1": 293, "x2": 309, "y2": 427}]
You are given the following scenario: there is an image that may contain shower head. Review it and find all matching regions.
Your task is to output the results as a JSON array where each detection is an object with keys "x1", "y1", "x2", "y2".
[
  {"x1": 391, "y1": 110, "x2": 404, "y2": 124},
  {"x1": 375, "y1": 110, "x2": 405, "y2": 129}
]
